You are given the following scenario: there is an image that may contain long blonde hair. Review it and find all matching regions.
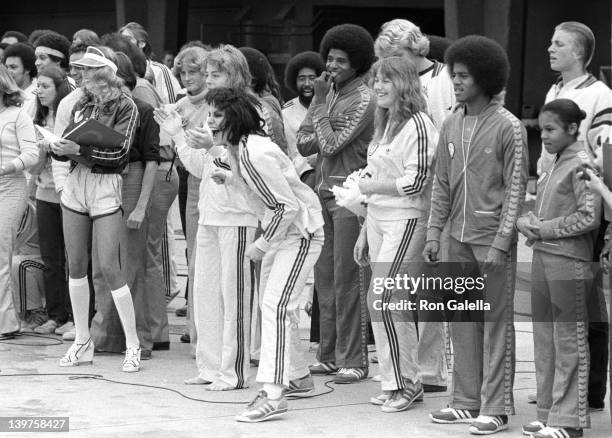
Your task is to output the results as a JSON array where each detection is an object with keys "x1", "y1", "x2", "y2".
[{"x1": 369, "y1": 56, "x2": 427, "y2": 143}]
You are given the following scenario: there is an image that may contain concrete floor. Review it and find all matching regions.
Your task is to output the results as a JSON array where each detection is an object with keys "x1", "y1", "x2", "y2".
[{"x1": 1, "y1": 232, "x2": 611, "y2": 437}]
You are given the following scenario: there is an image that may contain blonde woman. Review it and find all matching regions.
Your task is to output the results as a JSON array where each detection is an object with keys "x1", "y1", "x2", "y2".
[{"x1": 354, "y1": 56, "x2": 438, "y2": 411}]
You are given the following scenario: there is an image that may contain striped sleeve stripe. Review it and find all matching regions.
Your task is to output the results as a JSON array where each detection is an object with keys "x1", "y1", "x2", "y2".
[
  {"x1": 152, "y1": 61, "x2": 177, "y2": 103},
  {"x1": 240, "y1": 147, "x2": 277, "y2": 207},
  {"x1": 496, "y1": 107, "x2": 526, "y2": 237},
  {"x1": 262, "y1": 204, "x2": 285, "y2": 241},
  {"x1": 90, "y1": 98, "x2": 138, "y2": 161},
  {"x1": 576, "y1": 74, "x2": 598, "y2": 89},
  {"x1": 401, "y1": 113, "x2": 428, "y2": 195},
  {"x1": 590, "y1": 107, "x2": 612, "y2": 130},
  {"x1": 213, "y1": 158, "x2": 231, "y2": 171}
]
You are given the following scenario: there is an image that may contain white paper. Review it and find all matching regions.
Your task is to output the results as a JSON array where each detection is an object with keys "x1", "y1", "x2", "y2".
[{"x1": 35, "y1": 125, "x2": 61, "y2": 143}]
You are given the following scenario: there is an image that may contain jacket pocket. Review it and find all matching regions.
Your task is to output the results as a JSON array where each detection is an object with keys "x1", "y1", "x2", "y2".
[{"x1": 472, "y1": 210, "x2": 500, "y2": 230}]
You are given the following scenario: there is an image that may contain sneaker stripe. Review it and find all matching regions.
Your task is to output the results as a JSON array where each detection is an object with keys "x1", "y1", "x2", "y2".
[{"x1": 273, "y1": 237, "x2": 310, "y2": 384}]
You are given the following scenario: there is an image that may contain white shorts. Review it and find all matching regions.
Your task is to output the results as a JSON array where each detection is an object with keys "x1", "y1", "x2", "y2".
[{"x1": 61, "y1": 164, "x2": 123, "y2": 219}]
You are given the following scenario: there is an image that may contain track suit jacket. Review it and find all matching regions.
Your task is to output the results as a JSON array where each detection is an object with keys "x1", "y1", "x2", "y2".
[{"x1": 427, "y1": 101, "x2": 528, "y2": 415}]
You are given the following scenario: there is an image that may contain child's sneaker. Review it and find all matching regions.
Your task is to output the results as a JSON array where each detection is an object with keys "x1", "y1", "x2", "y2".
[
  {"x1": 469, "y1": 415, "x2": 509, "y2": 435},
  {"x1": 235, "y1": 390, "x2": 288, "y2": 423},
  {"x1": 522, "y1": 420, "x2": 546, "y2": 435},
  {"x1": 122, "y1": 346, "x2": 141, "y2": 372},
  {"x1": 430, "y1": 407, "x2": 480, "y2": 424},
  {"x1": 283, "y1": 374, "x2": 314, "y2": 398},
  {"x1": 533, "y1": 427, "x2": 583, "y2": 438}
]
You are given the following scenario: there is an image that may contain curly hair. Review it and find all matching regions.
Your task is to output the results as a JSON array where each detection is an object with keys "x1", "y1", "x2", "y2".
[
  {"x1": 375, "y1": 19, "x2": 430, "y2": 59},
  {"x1": 320, "y1": 24, "x2": 375, "y2": 75},
  {"x1": 369, "y1": 57, "x2": 428, "y2": 143},
  {"x1": 238, "y1": 47, "x2": 282, "y2": 103},
  {"x1": 100, "y1": 33, "x2": 147, "y2": 78},
  {"x1": 284, "y1": 51, "x2": 325, "y2": 94},
  {"x1": 426, "y1": 35, "x2": 452, "y2": 63},
  {"x1": 204, "y1": 87, "x2": 266, "y2": 146},
  {"x1": 204, "y1": 44, "x2": 252, "y2": 90},
  {"x1": 174, "y1": 46, "x2": 208, "y2": 76},
  {"x1": 445, "y1": 35, "x2": 509, "y2": 98},
  {"x1": 2, "y1": 30, "x2": 28, "y2": 44},
  {"x1": 34, "y1": 31, "x2": 71, "y2": 69},
  {"x1": 3, "y1": 42, "x2": 36, "y2": 80},
  {"x1": 34, "y1": 64, "x2": 71, "y2": 125}
]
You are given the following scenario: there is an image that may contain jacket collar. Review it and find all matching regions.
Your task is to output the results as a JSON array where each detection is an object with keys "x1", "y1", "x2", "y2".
[{"x1": 555, "y1": 141, "x2": 586, "y2": 164}]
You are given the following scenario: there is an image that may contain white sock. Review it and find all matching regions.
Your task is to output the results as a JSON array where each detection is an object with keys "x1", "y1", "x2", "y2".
[
  {"x1": 111, "y1": 285, "x2": 139, "y2": 350},
  {"x1": 68, "y1": 276, "x2": 90, "y2": 343},
  {"x1": 263, "y1": 383, "x2": 283, "y2": 399}
]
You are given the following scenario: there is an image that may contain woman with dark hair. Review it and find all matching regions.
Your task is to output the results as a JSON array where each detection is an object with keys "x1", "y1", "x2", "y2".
[
  {"x1": 0, "y1": 65, "x2": 38, "y2": 339},
  {"x1": 50, "y1": 46, "x2": 141, "y2": 372},
  {"x1": 27, "y1": 65, "x2": 73, "y2": 335},
  {"x1": 204, "y1": 86, "x2": 323, "y2": 422}
]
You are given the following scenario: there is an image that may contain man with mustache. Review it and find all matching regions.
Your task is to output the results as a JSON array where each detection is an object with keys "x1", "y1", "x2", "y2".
[{"x1": 282, "y1": 51, "x2": 325, "y2": 185}]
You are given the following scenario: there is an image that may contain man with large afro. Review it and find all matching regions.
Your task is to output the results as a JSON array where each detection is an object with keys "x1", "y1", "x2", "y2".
[
  {"x1": 33, "y1": 31, "x2": 71, "y2": 72},
  {"x1": 297, "y1": 23, "x2": 376, "y2": 384},
  {"x1": 425, "y1": 34, "x2": 528, "y2": 435},
  {"x1": 282, "y1": 51, "x2": 324, "y2": 185}
]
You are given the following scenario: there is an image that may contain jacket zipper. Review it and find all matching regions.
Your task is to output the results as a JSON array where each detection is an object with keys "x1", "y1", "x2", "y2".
[{"x1": 460, "y1": 116, "x2": 478, "y2": 241}]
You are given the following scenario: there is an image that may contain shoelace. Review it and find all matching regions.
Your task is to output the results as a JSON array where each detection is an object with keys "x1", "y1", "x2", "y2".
[{"x1": 247, "y1": 391, "x2": 267, "y2": 408}]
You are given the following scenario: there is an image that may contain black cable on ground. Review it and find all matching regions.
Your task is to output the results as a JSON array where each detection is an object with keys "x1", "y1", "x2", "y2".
[
  {"x1": 0, "y1": 372, "x2": 337, "y2": 405},
  {"x1": 0, "y1": 333, "x2": 64, "y2": 346}
]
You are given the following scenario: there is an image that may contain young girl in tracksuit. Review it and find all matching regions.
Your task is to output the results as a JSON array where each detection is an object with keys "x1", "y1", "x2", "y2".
[
  {"x1": 517, "y1": 99, "x2": 600, "y2": 438},
  {"x1": 204, "y1": 87, "x2": 324, "y2": 423},
  {"x1": 353, "y1": 56, "x2": 438, "y2": 412}
]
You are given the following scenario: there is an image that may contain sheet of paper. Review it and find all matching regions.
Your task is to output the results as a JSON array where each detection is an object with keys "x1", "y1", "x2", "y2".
[{"x1": 35, "y1": 125, "x2": 61, "y2": 143}]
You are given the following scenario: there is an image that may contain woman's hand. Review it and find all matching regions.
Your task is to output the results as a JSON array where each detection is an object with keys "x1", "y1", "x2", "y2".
[
  {"x1": 245, "y1": 243, "x2": 265, "y2": 261},
  {"x1": 584, "y1": 168, "x2": 609, "y2": 196},
  {"x1": 126, "y1": 206, "x2": 146, "y2": 229},
  {"x1": 153, "y1": 108, "x2": 183, "y2": 137},
  {"x1": 51, "y1": 139, "x2": 80, "y2": 156},
  {"x1": 353, "y1": 230, "x2": 369, "y2": 267},
  {"x1": 185, "y1": 127, "x2": 213, "y2": 150}
]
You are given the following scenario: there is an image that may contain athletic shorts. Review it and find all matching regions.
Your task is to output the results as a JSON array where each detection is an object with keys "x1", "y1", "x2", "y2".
[{"x1": 61, "y1": 164, "x2": 123, "y2": 219}]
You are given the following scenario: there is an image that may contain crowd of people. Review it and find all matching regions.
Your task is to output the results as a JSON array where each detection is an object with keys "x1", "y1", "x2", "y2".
[{"x1": 0, "y1": 17, "x2": 610, "y2": 436}]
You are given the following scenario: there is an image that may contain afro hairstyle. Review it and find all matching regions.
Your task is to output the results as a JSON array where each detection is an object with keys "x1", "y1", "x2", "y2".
[
  {"x1": 284, "y1": 51, "x2": 325, "y2": 93},
  {"x1": 426, "y1": 35, "x2": 453, "y2": 63},
  {"x1": 3, "y1": 42, "x2": 36, "y2": 79},
  {"x1": 320, "y1": 24, "x2": 375, "y2": 75},
  {"x1": 2, "y1": 31, "x2": 28, "y2": 44},
  {"x1": 444, "y1": 35, "x2": 509, "y2": 97},
  {"x1": 34, "y1": 31, "x2": 71, "y2": 69}
]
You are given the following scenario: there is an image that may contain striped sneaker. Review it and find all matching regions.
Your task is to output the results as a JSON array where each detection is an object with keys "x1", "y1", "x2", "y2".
[
  {"x1": 533, "y1": 427, "x2": 583, "y2": 438},
  {"x1": 369, "y1": 391, "x2": 392, "y2": 406},
  {"x1": 468, "y1": 415, "x2": 508, "y2": 435},
  {"x1": 235, "y1": 390, "x2": 288, "y2": 423},
  {"x1": 333, "y1": 367, "x2": 368, "y2": 384},
  {"x1": 522, "y1": 420, "x2": 546, "y2": 436},
  {"x1": 309, "y1": 361, "x2": 337, "y2": 375},
  {"x1": 381, "y1": 382, "x2": 424, "y2": 413},
  {"x1": 429, "y1": 407, "x2": 480, "y2": 424},
  {"x1": 283, "y1": 374, "x2": 314, "y2": 398}
]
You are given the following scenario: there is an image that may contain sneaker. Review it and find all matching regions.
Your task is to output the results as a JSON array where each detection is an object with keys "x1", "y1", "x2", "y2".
[
  {"x1": 429, "y1": 407, "x2": 480, "y2": 424},
  {"x1": 309, "y1": 361, "x2": 337, "y2": 375},
  {"x1": 34, "y1": 319, "x2": 58, "y2": 334},
  {"x1": 381, "y1": 382, "x2": 424, "y2": 413},
  {"x1": 533, "y1": 427, "x2": 583, "y2": 438},
  {"x1": 122, "y1": 346, "x2": 141, "y2": 372},
  {"x1": 370, "y1": 391, "x2": 392, "y2": 405},
  {"x1": 59, "y1": 338, "x2": 94, "y2": 366},
  {"x1": 175, "y1": 306, "x2": 187, "y2": 317},
  {"x1": 523, "y1": 420, "x2": 546, "y2": 436},
  {"x1": 62, "y1": 329, "x2": 75, "y2": 341},
  {"x1": 334, "y1": 367, "x2": 368, "y2": 384},
  {"x1": 55, "y1": 321, "x2": 75, "y2": 335},
  {"x1": 283, "y1": 374, "x2": 314, "y2": 398},
  {"x1": 235, "y1": 390, "x2": 288, "y2": 423},
  {"x1": 469, "y1": 415, "x2": 509, "y2": 435},
  {"x1": 20, "y1": 309, "x2": 48, "y2": 333}
]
